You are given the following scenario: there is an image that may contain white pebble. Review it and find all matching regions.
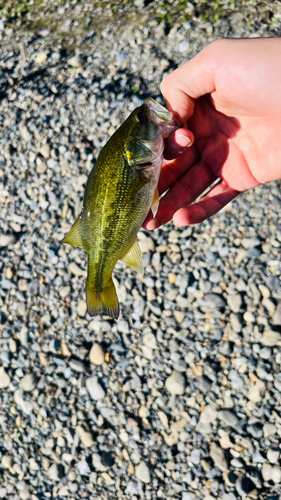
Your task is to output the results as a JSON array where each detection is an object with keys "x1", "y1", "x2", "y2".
[
  {"x1": 35, "y1": 52, "x2": 48, "y2": 64},
  {"x1": 200, "y1": 405, "x2": 218, "y2": 424},
  {"x1": 178, "y1": 40, "x2": 190, "y2": 53},
  {"x1": 0, "y1": 366, "x2": 10, "y2": 389},
  {"x1": 86, "y1": 376, "x2": 105, "y2": 400},
  {"x1": 68, "y1": 55, "x2": 84, "y2": 68},
  {"x1": 165, "y1": 371, "x2": 186, "y2": 395},
  {"x1": 77, "y1": 299, "x2": 87, "y2": 317},
  {"x1": 75, "y1": 425, "x2": 94, "y2": 448},
  {"x1": 260, "y1": 330, "x2": 281, "y2": 347},
  {"x1": 89, "y1": 344, "x2": 104, "y2": 365},
  {"x1": 40, "y1": 143, "x2": 50, "y2": 158},
  {"x1": 2, "y1": 455, "x2": 13, "y2": 469},
  {"x1": 0, "y1": 234, "x2": 16, "y2": 247},
  {"x1": 20, "y1": 373, "x2": 36, "y2": 392},
  {"x1": 135, "y1": 461, "x2": 150, "y2": 483}
]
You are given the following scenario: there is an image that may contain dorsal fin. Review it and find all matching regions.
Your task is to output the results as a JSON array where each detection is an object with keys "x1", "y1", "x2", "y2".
[
  {"x1": 120, "y1": 236, "x2": 143, "y2": 274},
  {"x1": 151, "y1": 187, "x2": 159, "y2": 218},
  {"x1": 61, "y1": 215, "x2": 83, "y2": 248}
]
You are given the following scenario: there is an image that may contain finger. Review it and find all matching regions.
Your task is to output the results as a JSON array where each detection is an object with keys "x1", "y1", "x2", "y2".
[
  {"x1": 161, "y1": 41, "x2": 219, "y2": 123},
  {"x1": 164, "y1": 127, "x2": 194, "y2": 160},
  {"x1": 173, "y1": 180, "x2": 240, "y2": 226},
  {"x1": 144, "y1": 160, "x2": 217, "y2": 230},
  {"x1": 159, "y1": 145, "x2": 199, "y2": 196}
]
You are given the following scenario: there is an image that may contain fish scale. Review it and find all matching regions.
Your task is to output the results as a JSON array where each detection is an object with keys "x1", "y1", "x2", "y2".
[{"x1": 62, "y1": 98, "x2": 181, "y2": 319}]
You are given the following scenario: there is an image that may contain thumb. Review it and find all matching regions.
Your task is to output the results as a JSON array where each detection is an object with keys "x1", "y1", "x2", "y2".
[{"x1": 161, "y1": 41, "x2": 219, "y2": 123}]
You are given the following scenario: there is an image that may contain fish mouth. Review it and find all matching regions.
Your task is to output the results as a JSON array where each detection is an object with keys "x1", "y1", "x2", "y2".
[{"x1": 144, "y1": 97, "x2": 182, "y2": 128}]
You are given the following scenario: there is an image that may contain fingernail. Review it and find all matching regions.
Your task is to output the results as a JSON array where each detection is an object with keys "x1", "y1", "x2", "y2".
[{"x1": 171, "y1": 134, "x2": 192, "y2": 151}]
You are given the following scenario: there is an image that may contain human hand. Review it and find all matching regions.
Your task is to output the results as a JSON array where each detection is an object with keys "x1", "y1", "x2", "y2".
[{"x1": 144, "y1": 38, "x2": 281, "y2": 229}]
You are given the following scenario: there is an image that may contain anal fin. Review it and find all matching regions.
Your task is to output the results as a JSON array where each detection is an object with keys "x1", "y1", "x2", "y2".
[
  {"x1": 61, "y1": 215, "x2": 83, "y2": 248},
  {"x1": 151, "y1": 187, "x2": 159, "y2": 218},
  {"x1": 120, "y1": 237, "x2": 143, "y2": 274}
]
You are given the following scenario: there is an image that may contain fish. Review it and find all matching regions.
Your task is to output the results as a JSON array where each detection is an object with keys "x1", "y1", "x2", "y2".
[{"x1": 61, "y1": 97, "x2": 181, "y2": 319}]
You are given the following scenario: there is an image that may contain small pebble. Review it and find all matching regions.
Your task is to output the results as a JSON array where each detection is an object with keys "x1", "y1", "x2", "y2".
[
  {"x1": 165, "y1": 371, "x2": 186, "y2": 395},
  {"x1": 76, "y1": 425, "x2": 94, "y2": 448},
  {"x1": 210, "y1": 443, "x2": 228, "y2": 472},
  {"x1": 68, "y1": 54, "x2": 84, "y2": 68},
  {"x1": 86, "y1": 376, "x2": 105, "y2": 400},
  {"x1": 0, "y1": 367, "x2": 10, "y2": 389},
  {"x1": 89, "y1": 343, "x2": 105, "y2": 365},
  {"x1": 20, "y1": 373, "x2": 36, "y2": 392},
  {"x1": 260, "y1": 330, "x2": 281, "y2": 346},
  {"x1": 35, "y1": 52, "x2": 48, "y2": 64},
  {"x1": 135, "y1": 461, "x2": 150, "y2": 483}
]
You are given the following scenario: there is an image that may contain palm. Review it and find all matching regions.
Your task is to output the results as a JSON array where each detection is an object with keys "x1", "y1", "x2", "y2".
[
  {"x1": 144, "y1": 38, "x2": 281, "y2": 230},
  {"x1": 145, "y1": 96, "x2": 281, "y2": 229}
]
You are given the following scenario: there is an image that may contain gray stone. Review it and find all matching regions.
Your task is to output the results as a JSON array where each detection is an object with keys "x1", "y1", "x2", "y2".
[
  {"x1": 249, "y1": 207, "x2": 264, "y2": 218},
  {"x1": 230, "y1": 313, "x2": 243, "y2": 333},
  {"x1": 182, "y1": 493, "x2": 195, "y2": 500},
  {"x1": 199, "y1": 293, "x2": 226, "y2": 309},
  {"x1": 272, "y1": 301, "x2": 281, "y2": 325},
  {"x1": 252, "y1": 451, "x2": 266, "y2": 463},
  {"x1": 241, "y1": 238, "x2": 261, "y2": 249},
  {"x1": 165, "y1": 371, "x2": 186, "y2": 395},
  {"x1": 210, "y1": 443, "x2": 228, "y2": 472},
  {"x1": 227, "y1": 294, "x2": 242, "y2": 313},
  {"x1": 14, "y1": 390, "x2": 33, "y2": 415},
  {"x1": 68, "y1": 54, "x2": 84, "y2": 68},
  {"x1": 263, "y1": 422, "x2": 277, "y2": 438},
  {"x1": 77, "y1": 459, "x2": 91, "y2": 475},
  {"x1": 209, "y1": 271, "x2": 223, "y2": 283},
  {"x1": 117, "y1": 319, "x2": 129, "y2": 334},
  {"x1": 219, "y1": 410, "x2": 239, "y2": 427},
  {"x1": 199, "y1": 405, "x2": 218, "y2": 424},
  {"x1": 86, "y1": 377, "x2": 105, "y2": 400},
  {"x1": 190, "y1": 449, "x2": 201, "y2": 464},
  {"x1": 247, "y1": 422, "x2": 263, "y2": 439}
]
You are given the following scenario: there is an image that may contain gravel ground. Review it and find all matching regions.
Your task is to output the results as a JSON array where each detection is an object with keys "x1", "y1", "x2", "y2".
[{"x1": 1, "y1": 1, "x2": 281, "y2": 499}]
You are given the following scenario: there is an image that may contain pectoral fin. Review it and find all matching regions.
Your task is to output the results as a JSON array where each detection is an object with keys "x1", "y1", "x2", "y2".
[
  {"x1": 61, "y1": 215, "x2": 83, "y2": 248},
  {"x1": 120, "y1": 237, "x2": 143, "y2": 274},
  {"x1": 151, "y1": 187, "x2": 159, "y2": 218}
]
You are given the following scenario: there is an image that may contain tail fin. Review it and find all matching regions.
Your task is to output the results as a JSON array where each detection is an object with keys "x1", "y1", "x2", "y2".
[{"x1": 86, "y1": 279, "x2": 119, "y2": 319}]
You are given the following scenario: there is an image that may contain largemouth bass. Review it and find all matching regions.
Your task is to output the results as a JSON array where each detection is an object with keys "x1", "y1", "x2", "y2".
[{"x1": 62, "y1": 98, "x2": 180, "y2": 319}]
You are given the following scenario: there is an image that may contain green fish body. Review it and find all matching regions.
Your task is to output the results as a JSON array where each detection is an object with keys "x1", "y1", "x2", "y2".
[{"x1": 62, "y1": 98, "x2": 180, "y2": 319}]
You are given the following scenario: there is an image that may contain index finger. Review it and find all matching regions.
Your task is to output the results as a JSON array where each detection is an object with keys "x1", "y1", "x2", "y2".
[{"x1": 161, "y1": 42, "x2": 218, "y2": 123}]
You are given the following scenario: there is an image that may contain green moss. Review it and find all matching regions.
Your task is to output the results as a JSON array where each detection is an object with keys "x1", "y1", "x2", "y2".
[{"x1": 2, "y1": 0, "x2": 274, "y2": 49}]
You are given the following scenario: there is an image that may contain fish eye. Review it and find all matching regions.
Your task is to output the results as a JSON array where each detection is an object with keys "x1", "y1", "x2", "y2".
[{"x1": 137, "y1": 112, "x2": 149, "y2": 124}]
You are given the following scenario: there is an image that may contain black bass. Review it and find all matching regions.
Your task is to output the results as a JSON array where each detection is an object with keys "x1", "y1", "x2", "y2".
[{"x1": 62, "y1": 98, "x2": 180, "y2": 319}]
